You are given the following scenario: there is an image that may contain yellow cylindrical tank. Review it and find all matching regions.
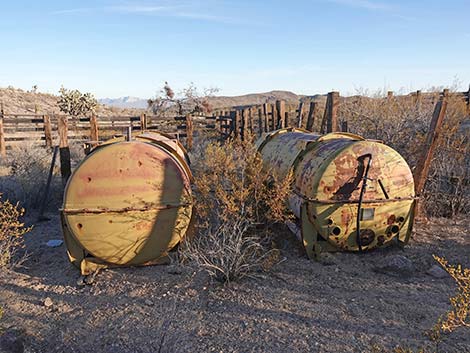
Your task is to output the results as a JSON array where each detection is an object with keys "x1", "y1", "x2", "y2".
[
  {"x1": 256, "y1": 128, "x2": 416, "y2": 258},
  {"x1": 60, "y1": 132, "x2": 193, "y2": 274}
]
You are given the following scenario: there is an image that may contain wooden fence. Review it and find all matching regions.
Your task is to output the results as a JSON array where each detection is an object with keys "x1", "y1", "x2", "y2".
[
  {"x1": 1, "y1": 89, "x2": 469, "y2": 158},
  {"x1": 212, "y1": 91, "x2": 345, "y2": 140},
  {"x1": 0, "y1": 111, "x2": 219, "y2": 156}
]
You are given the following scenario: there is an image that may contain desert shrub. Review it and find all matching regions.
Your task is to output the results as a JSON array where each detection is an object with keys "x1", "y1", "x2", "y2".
[
  {"x1": 180, "y1": 134, "x2": 292, "y2": 283},
  {"x1": 422, "y1": 96, "x2": 470, "y2": 217},
  {"x1": 0, "y1": 195, "x2": 32, "y2": 268},
  {"x1": 0, "y1": 141, "x2": 62, "y2": 210},
  {"x1": 58, "y1": 87, "x2": 97, "y2": 117},
  {"x1": 433, "y1": 256, "x2": 470, "y2": 332},
  {"x1": 339, "y1": 89, "x2": 470, "y2": 217},
  {"x1": 0, "y1": 142, "x2": 65, "y2": 211}
]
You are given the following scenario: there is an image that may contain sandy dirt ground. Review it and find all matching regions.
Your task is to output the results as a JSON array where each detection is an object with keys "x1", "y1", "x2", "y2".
[{"x1": 0, "y1": 214, "x2": 469, "y2": 353}]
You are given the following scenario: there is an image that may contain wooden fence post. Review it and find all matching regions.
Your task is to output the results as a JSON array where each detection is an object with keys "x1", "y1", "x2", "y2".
[
  {"x1": 270, "y1": 104, "x2": 276, "y2": 131},
  {"x1": 185, "y1": 114, "x2": 193, "y2": 150},
  {"x1": 306, "y1": 101, "x2": 316, "y2": 132},
  {"x1": 321, "y1": 91, "x2": 340, "y2": 133},
  {"x1": 329, "y1": 91, "x2": 340, "y2": 133},
  {"x1": 58, "y1": 116, "x2": 71, "y2": 184},
  {"x1": 230, "y1": 111, "x2": 238, "y2": 138},
  {"x1": 43, "y1": 115, "x2": 53, "y2": 148},
  {"x1": 415, "y1": 90, "x2": 422, "y2": 105},
  {"x1": 140, "y1": 113, "x2": 147, "y2": 132},
  {"x1": 90, "y1": 113, "x2": 99, "y2": 143},
  {"x1": 297, "y1": 102, "x2": 305, "y2": 128},
  {"x1": 0, "y1": 103, "x2": 5, "y2": 157},
  {"x1": 258, "y1": 108, "x2": 263, "y2": 136},
  {"x1": 465, "y1": 85, "x2": 470, "y2": 115},
  {"x1": 249, "y1": 107, "x2": 255, "y2": 132},
  {"x1": 242, "y1": 108, "x2": 250, "y2": 140},
  {"x1": 284, "y1": 111, "x2": 290, "y2": 128},
  {"x1": 276, "y1": 100, "x2": 285, "y2": 129},
  {"x1": 413, "y1": 89, "x2": 449, "y2": 218},
  {"x1": 262, "y1": 104, "x2": 269, "y2": 132}
]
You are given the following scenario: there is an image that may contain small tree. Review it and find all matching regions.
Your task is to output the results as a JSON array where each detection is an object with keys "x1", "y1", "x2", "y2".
[
  {"x1": 148, "y1": 82, "x2": 218, "y2": 117},
  {"x1": 58, "y1": 87, "x2": 98, "y2": 117}
]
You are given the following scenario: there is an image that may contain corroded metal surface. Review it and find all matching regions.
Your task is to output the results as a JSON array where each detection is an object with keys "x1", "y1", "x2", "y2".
[
  {"x1": 257, "y1": 128, "x2": 415, "y2": 257},
  {"x1": 61, "y1": 132, "x2": 192, "y2": 274}
]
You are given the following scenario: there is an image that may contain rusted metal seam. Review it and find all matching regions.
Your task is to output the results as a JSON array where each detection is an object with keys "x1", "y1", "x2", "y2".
[
  {"x1": 292, "y1": 189, "x2": 417, "y2": 204},
  {"x1": 60, "y1": 203, "x2": 191, "y2": 214}
]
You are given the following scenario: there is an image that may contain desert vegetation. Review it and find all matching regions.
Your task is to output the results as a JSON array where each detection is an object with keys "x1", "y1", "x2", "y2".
[
  {"x1": 57, "y1": 87, "x2": 98, "y2": 118},
  {"x1": 181, "y1": 134, "x2": 292, "y2": 282},
  {"x1": 337, "y1": 89, "x2": 469, "y2": 218},
  {"x1": 0, "y1": 85, "x2": 468, "y2": 352},
  {"x1": 0, "y1": 194, "x2": 31, "y2": 269}
]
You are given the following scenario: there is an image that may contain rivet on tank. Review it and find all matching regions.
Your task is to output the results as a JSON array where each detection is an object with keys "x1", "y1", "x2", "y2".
[
  {"x1": 256, "y1": 128, "x2": 416, "y2": 259},
  {"x1": 60, "y1": 132, "x2": 193, "y2": 275}
]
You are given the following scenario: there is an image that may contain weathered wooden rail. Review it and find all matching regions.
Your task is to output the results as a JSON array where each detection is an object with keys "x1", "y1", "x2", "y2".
[
  {"x1": 0, "y1": 111, "x2": 220, "y2": 156},
  {"x1": 2, "y1": 88, "x2": 468, "y2": 157}
]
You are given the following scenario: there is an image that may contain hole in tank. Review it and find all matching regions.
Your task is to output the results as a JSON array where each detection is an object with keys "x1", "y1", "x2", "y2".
[
  {"x1": 326, "y1": 218, "x2": 333, "y2": 225},
  {"x1": 397, "y1": 216, "x2": 405, "y2": 223},
  {"x1": 332, "y1": 227, "x2": 341, "y2": 236},
  {"x1": 138, "y1": 161, "x2": 143, "y2": 167},
  {"x1": 359, "y1": 229, "x2": 375, "y2": 246},
  {"x1": 77, "y1": 223, "x2": 83, "y2": 229},
  {"x1": 108, "y1": 220, "x2": 113, "y2": 224},
  {"x1": 87, "y1": 177, "x2": 92, "y2": 182},
  {"x1": 390, "y1": 225, "x2": 400, "y2": 234}
]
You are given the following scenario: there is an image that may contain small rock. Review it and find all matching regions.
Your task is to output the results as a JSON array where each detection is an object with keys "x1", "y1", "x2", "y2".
[
  {"x1": 44, "y1": 297, "x2": 53, "y2": 307},
  {"x1": 144, "y1": 299, "x2": 154, "y2": 306},
  {"x1": 426, "y1": 265, "x2": 448, "y2": 279},
  {"x1": 186, "y1": 289, "x2": 197, "y2": 297},
  {"x1": 166, "y1": 265, "x2": 183, "y2": 275},
  {"x1": 374, "y1": 255, "x2": 415, "y2": 277},
  {"x1": 76, "y1": 277, "x2": 86, "y2": 287},
  {"x1": 46, "y1": 239, "x2": 63, "y2": 247},
  {"x1": 319, "y1": 253, "x2": 337, "y2": 266},
  {"x1": 0, "y1": 328, "x2": 24, "y2": 353}
]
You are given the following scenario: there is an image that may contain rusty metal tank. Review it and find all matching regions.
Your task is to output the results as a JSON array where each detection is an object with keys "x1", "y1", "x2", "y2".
[
  {"x1": 60, "y1": 132, "x2": 193, "y2": 274},
  {"x1": 256, "y1": 128, "x2": 416, "y2": 258}
]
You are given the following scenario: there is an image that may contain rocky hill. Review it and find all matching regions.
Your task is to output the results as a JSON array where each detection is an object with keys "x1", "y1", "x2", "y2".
[{"x1": 0, "y1": 87, "x2": 142, "y2": 116}]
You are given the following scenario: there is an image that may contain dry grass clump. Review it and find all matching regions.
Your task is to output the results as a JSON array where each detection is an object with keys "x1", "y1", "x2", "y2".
[
  {"x1": 0, "y1": 141, "x2": 51, "y2": 209},
  {"x1": 433, "y1": 256, "x2": 470, "y2": 332},
  {"x1": 181, "y1": 134, "x2": 292, "y2": 283},
  {"x1": 0, "y1": 194, "x2": 32, "y2": 269}
]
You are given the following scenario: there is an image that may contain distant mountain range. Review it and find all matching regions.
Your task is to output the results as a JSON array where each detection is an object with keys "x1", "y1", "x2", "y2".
[
  {"x1": 99, "y1": 91, "x2": 324, "y2": 110},
  {"x1": 99, "y1": 96, "x2": 149, "y2": 109}
]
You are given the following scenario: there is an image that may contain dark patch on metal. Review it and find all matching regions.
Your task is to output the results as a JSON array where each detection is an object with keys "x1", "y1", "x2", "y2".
[
  {"x1": 359, "y1": 229, "x2": 375, "y2": 246},
  {"x1": 377, "y1": 235, "x2": 385, "y2": 246},
  {"x1": 332, "y1": 157, "x2": 366, "y2": 200}
]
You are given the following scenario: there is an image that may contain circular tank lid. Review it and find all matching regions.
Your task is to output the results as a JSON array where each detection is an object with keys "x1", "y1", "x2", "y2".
[{"x1": 62, "y1": 141, "x2": 192, "y2": 265}]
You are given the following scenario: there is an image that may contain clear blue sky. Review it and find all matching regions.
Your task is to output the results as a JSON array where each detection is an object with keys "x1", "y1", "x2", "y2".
[{"x1": 0, "y1": 0, "x2": 468, "y2": 98}]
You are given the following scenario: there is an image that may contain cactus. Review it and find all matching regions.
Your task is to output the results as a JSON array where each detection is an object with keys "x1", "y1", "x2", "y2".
[{"x1": 58, "y1": 87, "x2": 98, "y2": 117}]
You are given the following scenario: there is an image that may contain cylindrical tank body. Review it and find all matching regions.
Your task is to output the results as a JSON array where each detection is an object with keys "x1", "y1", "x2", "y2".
[
  {"x1": 61, "y1": 132, "x2": 192, "y2": 274},
  {"x1": 256, "y1": 128, "x2": 415, "y2": 256}
]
